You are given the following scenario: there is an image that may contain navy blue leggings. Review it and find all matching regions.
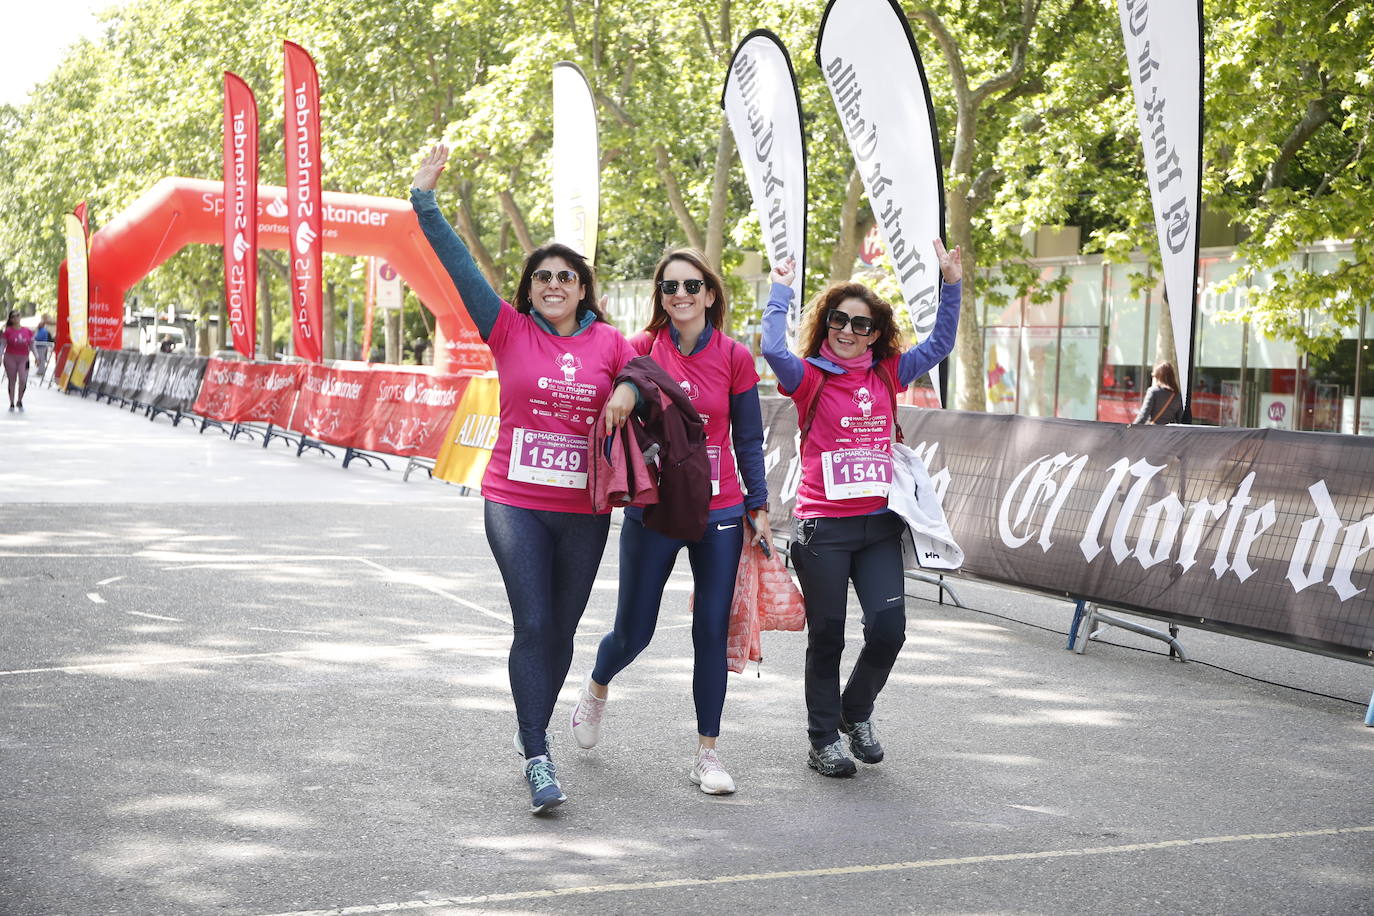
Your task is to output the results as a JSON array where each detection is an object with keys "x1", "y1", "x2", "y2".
[
  {"x1": 592, "y1": 514, "x2": 744, "y2": 737},
  {"x1": 484, "y1": 500, "x2": 611, "y2": 759}
]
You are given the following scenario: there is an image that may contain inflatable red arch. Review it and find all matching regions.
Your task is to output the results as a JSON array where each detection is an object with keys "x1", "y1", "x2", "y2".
[{"x1": 58, "y1": 177, "x2": 491, "y2": 374}]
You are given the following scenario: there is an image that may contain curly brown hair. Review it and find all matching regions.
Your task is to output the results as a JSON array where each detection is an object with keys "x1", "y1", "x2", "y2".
[
  {"x1": 796, "y1": 282, "x2": 904, "y2": 361},
  {"x1": 643, "y1": 248, "x2": 727, "y2": 334}
]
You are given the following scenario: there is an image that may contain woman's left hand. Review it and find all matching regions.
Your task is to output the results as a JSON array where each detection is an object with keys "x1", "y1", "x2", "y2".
[
  {"x1": 749, "y1": 508, "x2": 773, "y2": 552},
  {"x1": 933, "y1": 238, "x2": 962, "y2": 284},
  {"x1": 603, "y1": 382, "x2": 636, "y2": 434}
]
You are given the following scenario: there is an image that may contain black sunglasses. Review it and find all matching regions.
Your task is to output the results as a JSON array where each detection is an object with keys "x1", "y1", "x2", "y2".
[
  {"x1": 658, "y1": 279, "x2": 706, "y2": 296},
  {"x1": 532, "y1": 268, "x2": 579, "y2": 285},
  {"x1": 827, "y1": 309, "x2": 876, "y2": 337}
]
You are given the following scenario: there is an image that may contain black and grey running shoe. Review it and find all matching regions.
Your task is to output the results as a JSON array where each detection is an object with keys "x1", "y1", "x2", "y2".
[
  {"x1": 524, "y1": 756, "x2": 566, "y2": 814},
  {"x1": 807, "y1": 738, "x2": 858, "y2": 777},
  {"x1": 841, "y1": 719, "x2": 884, "y2": 764}
]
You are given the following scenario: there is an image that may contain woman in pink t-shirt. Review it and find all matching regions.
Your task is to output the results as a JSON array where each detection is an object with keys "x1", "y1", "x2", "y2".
[
  {"x1": 569, "y1": 249, "x2": 771, "y2": 796},
  {"x1": 411, "y1": 145, "x2": 637, "y2": 814},
  {"x1": 762, "y1": 243, "x2": 962, "y2": 778},
  {"x1": 3, "y1": 310, "x2": 35, "y2": 411}
]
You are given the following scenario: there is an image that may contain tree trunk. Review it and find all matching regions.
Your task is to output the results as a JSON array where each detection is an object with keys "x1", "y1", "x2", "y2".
[
  {"x1": 384, "y1": 310, "x2": 401, "y2": 365},
  {"x1": 1155, "y1": 286, "x2": 1178, "y2": 372},
  {"x1": 948, "y1": 191, "x2": 983, "y2": 411},
  {"x1": 258, "y1": 262, "x2": 273, "y2": 359},
  {"x1": 323, "y1": 280, "x2": 337, "y2": 360},
  {"x1": 705, "y1": 115, "x2": 734, "y2": 274},
  {"x1": 828, "y1": 168, "x2": 871, "y2": 284},
  {"x1": 655, "y1": 144, "x2": 705, "y2": 252}
]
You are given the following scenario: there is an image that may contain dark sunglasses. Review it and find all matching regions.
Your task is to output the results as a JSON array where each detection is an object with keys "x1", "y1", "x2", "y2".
[
  {"x1": 827, "y1": 309, "x2": 876, "y2": 336},
  {"x1": 532, "y1": 268, "x2": 579, "y2": 285},
  {"x1": 658, "y1": 278, "x2": 706, "y2": 296}
]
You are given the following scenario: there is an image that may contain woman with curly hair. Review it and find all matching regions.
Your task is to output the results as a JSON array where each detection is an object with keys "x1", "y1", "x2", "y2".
[{"x1": 761, "y1": 243, "x2": 960, "y2": 777}]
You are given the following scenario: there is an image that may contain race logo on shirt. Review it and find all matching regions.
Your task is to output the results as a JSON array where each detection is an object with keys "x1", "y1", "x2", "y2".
[
  {"x1": 679, "y1": 379, "x2": 700, "y2": 400},
  {"x1": 556, "y1": 352, "x2": 582, "y2": 382},
  {"x1": 853, "y1": 386, "x2": 874, "y2": 417}
]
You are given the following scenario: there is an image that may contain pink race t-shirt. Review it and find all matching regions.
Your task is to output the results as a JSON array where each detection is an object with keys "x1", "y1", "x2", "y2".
[
  {"x1": 482, "y1": 303, "x2": 636, "y2": 514},
  {"x1": 785, "y1": 354, "x2": 900, "y2": 519},
  {"x1": 2, "y1": 326, "x2": 33, "y2": 357},
  {"x1": 630, "y1": 326, "x2": 760, "y2": 511}
]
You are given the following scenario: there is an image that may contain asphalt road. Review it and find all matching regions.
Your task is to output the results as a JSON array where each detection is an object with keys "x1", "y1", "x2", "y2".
[{"x1": 2, "y1": 385, "x2": 1371, "y2": 915}]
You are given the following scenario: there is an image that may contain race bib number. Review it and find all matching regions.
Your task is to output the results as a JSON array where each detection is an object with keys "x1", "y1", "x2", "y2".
[
  {"x1": 707, "y1": 445, "x2": 721, "y2": 496},
  {"x1": 509, "y1": 429, "x2": 589, "y2": 489},
  {"x1": 821, "y1": 448, "x2": 891, "y2": 500}
]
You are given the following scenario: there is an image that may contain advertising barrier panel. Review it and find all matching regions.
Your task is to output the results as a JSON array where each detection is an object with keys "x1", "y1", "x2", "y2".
[
  {"x1": 433, "y1": 375, "x2": 501, "y2": 489},
  {"x1": 357, "y1": 369, "x2": 472, "y2": 460},
  {"x1": 194, "y1": 358, "x2": 303, "y2": 424},
  {"x1": 289, "y1": 363, "x2": 371, "y2": 448},
  {"x1": 760, "y1": 398, "x2": 1374, "y2": 663}
]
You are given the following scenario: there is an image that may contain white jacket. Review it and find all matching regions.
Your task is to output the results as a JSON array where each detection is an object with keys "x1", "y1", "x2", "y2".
[{"x1": 888, "y1": 442, "x2": 964, "y2": 570}]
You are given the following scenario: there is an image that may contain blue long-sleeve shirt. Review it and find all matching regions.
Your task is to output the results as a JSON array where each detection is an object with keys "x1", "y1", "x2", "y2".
[{"x1": 761, "y1": 279, "x2": 961, "y2": 392}]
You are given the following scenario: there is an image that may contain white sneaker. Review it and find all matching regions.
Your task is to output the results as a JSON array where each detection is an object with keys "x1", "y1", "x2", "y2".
[
  {"x1": 690, "y1": 745, "x2": 736, "y2": 795},
  {"x1": 569, "y1": 676, "x2": 607, "y2": 749}
]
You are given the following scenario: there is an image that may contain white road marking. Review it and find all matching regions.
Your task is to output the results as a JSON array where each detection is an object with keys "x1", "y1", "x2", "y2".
[
  {"x1": 85, "y1": 593, "x2": 105, "y2": 604},
  {"x1": 96, "y1": 576, "x2": 125, "y2": 586},
  {"x1": 253, "y1": 825, "x2": 1374, "y2": 916},
  {"x1": 355, "y1": 558, "x2": 510, "y2": 624},
  {"x1": 0, "y1": 637, "x2": 502, "y2": 677},
  {"x1": 126, "y1": 611, "x2": 183, "y2": 622},
  {"x1": 248, "y1": 627, "x2": 332, "y2": 637}
]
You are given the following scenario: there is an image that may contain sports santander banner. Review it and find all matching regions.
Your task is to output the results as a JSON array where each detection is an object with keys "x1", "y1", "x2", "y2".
[
  {"x1": 289, "y1": 363, "x2": 370, "y2": 447},
  {"x1": 64, "y1": 210, "x2": 89, "y2": 347},
  {"x1": 357, "y1": 370, "x2": 472, "y2": 459},
  {"x1": 722, "y1": 30, "x2": 807, "y2": 344},
  {"x1": 194, "y1": 357, "x2": 303, "y2": 424},
  {"x1": 1117, "y1": 0, "x2": 1202, "y2": 408},
  {"x1": 817, "y1": 0, "x2": 947, "y2": 402},
  {"x1": 551, "y1": 62, "x2": 599, "y2": 262},
  {"x1": 223, "y1": 71, "x2": 259, "y2": 359},
  {"x1": 283, "y1": 41, "x2": 324, "y2": 363}
]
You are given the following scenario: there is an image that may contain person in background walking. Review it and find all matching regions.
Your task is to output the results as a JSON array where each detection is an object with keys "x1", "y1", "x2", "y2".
[
  {"x1": 410, "y1": 143, "x2": 638, "y2": 814},
  {"x1": 1131, "y1": 361, "x2": 1184, "y2": 425},
  {"x1": 570, "y1": 248, "x2": 771, "y2": 796},
  {"x1": 761, "y1": 243, "x2": 961, "y2": 778},
  {"x1": 3, "y1": 310, "x2": 34, "y2": 411},
  {"x1": 32, "y1": 315, "x2": 53, "y2": 379}
]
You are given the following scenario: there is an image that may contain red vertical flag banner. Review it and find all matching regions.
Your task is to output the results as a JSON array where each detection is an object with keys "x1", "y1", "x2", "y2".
[
  {"x1": 283, "y1": 41, "x2": 323, "y2": 363},
  {"x1": 362, "y1": 256, "x2": 377, "y2": 361},
  {"x1": 223, "y1": 71, "x2": 259, "y2": 359}
]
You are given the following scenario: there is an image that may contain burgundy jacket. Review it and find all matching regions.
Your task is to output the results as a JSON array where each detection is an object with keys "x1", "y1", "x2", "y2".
[
  {"x1": 591, "y1": 416, "x2": 659, "y2": 511},
  {"x1": 610, "y1": 356, "x2": 711, "y2": 541}
]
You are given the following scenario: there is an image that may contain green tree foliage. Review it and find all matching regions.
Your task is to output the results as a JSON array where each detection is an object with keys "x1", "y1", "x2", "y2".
[{"x1": 0, "y1": 0, "x2": 1368, "y2": 387}]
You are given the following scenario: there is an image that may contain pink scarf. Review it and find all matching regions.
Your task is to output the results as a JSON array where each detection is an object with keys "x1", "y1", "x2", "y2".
[{"x1": 819, "y1": 340, "x2": 875, "y2": 374}]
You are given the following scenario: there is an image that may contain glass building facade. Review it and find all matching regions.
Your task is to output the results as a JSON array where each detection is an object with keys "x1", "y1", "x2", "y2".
[{"x1": 606, "y1": 242, "x2": 1365, "y2": 432}]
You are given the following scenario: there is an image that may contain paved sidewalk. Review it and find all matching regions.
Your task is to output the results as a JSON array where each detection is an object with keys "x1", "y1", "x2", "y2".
[{"x1": 1, "y1": 388, "x2": 1370, "y2": 915}]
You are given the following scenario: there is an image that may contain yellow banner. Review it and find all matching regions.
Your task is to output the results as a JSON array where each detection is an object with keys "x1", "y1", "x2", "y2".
[
  {"x1": 64, "y1": 213, "x2": 89, "y2": 347},
  {"x1": 433, "y1": 375, "x2": 501, "y2": 489},
  {"x1": 65, "y1": 345, "x2": 96, "y2": 391}
]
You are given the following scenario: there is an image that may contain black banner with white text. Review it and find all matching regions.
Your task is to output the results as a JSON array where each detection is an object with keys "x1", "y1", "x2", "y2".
[{"x1": 761, "y1": 398, "x2": 1374, "y2": 663}]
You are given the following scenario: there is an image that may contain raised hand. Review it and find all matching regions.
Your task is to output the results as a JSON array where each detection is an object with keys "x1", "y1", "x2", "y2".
[
  {"x1": 933, "y1": 238, "x2": 962, "y2": 284},
  {"x1": 770, "y1": 255, "x2": 797, "y2": 288},
  {"x1": 412, "y1": 144, "x2": 450, "y2": 191}
]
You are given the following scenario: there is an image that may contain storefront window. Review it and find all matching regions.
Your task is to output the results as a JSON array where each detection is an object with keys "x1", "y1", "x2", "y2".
[
  {"x1": 985, "y1": 326, "x2": 1019, "y2": 413},
  {"x1": 1100, "y1": 263, "x2": 1150, "y2": 422},
  {"x1": 1193, "y1": 257, "x2": 1246, "y2": 425}
]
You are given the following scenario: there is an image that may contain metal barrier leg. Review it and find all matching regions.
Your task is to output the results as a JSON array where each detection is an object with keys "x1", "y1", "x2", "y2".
[
  {"x1": 905, "y1": 571, "x2": 965, "y2": 607},
  {"x1": 1077, "y1": 605, "x2": 1188, "y2": 661},
  {"x1": 1067, "y1": 599, "x2": 1087, "y2": 651}
]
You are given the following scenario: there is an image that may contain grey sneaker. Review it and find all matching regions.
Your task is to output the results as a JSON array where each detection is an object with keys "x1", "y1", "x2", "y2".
[
  {"x1": 807, "y1": 738, "x2": 857, "y2": 777},
  {"x1": 841, "y1": 719, "x2": 884, "y2": 764},
  {"x1": 524, "y1": 756, "x2": 566, "y2": 814},
  {"x1": 514, "y1": 730, "x2": 554, "y2": 759}
]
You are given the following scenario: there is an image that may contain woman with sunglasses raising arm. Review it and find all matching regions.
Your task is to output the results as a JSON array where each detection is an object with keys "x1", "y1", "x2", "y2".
[
  {"x1": 569, "y1": 249, "x2": 770, "y2": 796},
  {"x1": 761, "y1": 241, "x2": 961, "y2": 778},
  {"x1": 410, "y1": 144, "x2": 638, "y2": 814}
]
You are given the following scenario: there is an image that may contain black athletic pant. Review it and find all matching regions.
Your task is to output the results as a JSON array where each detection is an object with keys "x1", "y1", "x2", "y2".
[{"x1": 790, "y1": 512, "x2": 907, "y2": 749}]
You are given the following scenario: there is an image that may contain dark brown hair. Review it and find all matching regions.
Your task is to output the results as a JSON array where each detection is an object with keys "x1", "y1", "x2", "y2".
[
  {"x1": 1153, "y1": 360, "x2": 1180, "y2": 391},
  {"x1": 796, "y1": 282, "x2": 904, "y2": 361},
  {"x1": 643, "y1": 248, "x2": 728, "y2": 334},
  {"x1": 513, "y1": 242, "x2": 607, "y2": 324}
]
